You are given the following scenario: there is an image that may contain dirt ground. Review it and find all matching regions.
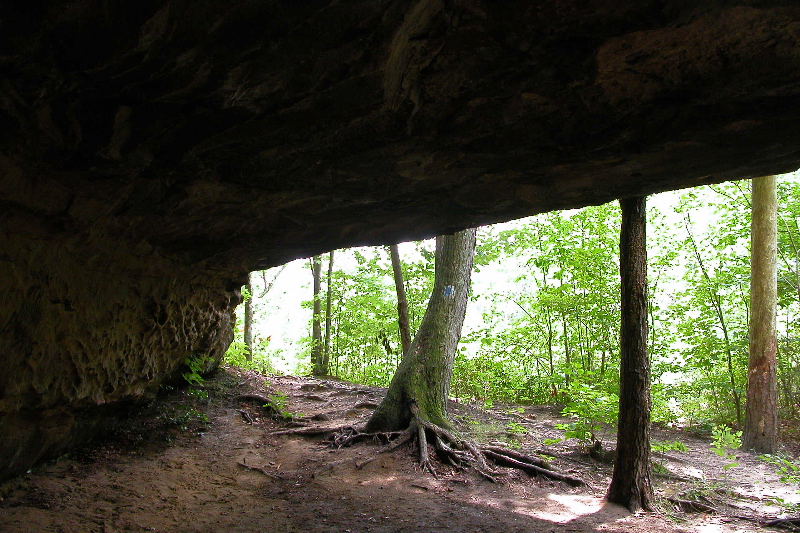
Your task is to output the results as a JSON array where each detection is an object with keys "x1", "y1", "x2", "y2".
[{"x1": 2, "y1": 367, "x2": 800, "y2": 533}]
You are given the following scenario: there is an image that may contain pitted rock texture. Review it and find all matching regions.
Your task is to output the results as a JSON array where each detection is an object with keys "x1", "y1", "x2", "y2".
[
  {"x1": 0, "y1": 217, "x2": 236, "y2": 478},
  {"x1": 1, "y1": 0, "x2": 800, "y2": 480}
]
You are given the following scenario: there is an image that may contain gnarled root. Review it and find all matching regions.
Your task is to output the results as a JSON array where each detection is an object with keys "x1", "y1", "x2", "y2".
[{"x1": 312, "y1": 410, "x2": 586, "y2": 487}]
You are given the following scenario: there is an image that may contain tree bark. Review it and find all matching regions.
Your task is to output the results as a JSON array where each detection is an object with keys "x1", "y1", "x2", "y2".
[
  {"x1": 744, "y1": 176, "x2": 779, "y2": 452},
  {"x1": 389, "y1": 244, "x2": 413, "y2": 356},
  {"x1": 366, "y1": 228, "x2": 477, "y2": 433},
  {"x1": 324, "y1": 251, "x2": 335, "y2": 374},
  {"x1": 310, "y1": 255, "x2": 325, "y2": 376},
  {"x1": 607, "y1": 196, "x2": 655, "y2": 512},
  {"x1": 244, "y1": 273, "x2": 254, "y2": 362}
]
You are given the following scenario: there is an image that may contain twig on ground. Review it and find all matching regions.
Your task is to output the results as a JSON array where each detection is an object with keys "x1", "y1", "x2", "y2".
[
  {"x1": 666, "y1": 497, "x2": 717, "y2": 513},
  {"x1": 236, "y1": 461, "x2": 283, "y2": 480},
  {"x1": 270, "y1": 426, "x2": 342, "y2": 436}
]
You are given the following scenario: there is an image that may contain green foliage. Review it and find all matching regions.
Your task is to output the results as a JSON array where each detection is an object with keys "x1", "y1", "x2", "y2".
[
  {"x1": 265, "y1": 391, "x2": 298, "y2": 420},
  {"x1": 234, "y1": 174, "x2": 800, "y2": 436},
  {"x1": 300, "y1": 245, "x2": 435, "y2": 385},
  {"x1": 552, "y1": 384, "x2": 619, "y2": 446},
  {"x1": 187, "y1": 388, "x2": 208, "y2": 401},
  {"x1": 158, "y1": 404, "x2": 209, "y2": 432},
  {"x1": 182, "y1": 355, "x2": 211, "y2": 386},
  {"x1": 710, "y1": 425, "x2": 741, "y2": 469},
  {"x1": 652, "y1": 439, "x2": 689, "y2": 453},
  {"x1": 760, "y1": 454, "x2": 800, "y2": 485},
  {"x1": 241, "y1": 286, "x2": 252, "y2": 302},
  {"x1": 759, "y1": 454, "x2": 800, "y2": 512},
  {"x1": 652, "y1": 461, "x2": 671, "y2": 475},
  {"x1": 506, "y1": 422, "x2": 527, "y2": 435},
  {"x1": 224, "y1": 340, "x2": 276, "y2": 375}
]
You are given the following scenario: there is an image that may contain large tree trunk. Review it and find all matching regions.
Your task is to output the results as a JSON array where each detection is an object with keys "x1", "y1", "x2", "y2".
[
  {"x1": 310, "y1": 255, "x2": 325, "y2": 376},
  {"x1": 324, "y1": 251, "x2": 335, "y2": 374},
  {"x1": 607, "y1": 196, "x2": 655, "y2": 512},
  {"x1": 244, "y1": 273, "x2": 254, "y2": 362},
  {"x1": 366, "y1": 228, "x2": 477, "y2": 433},
  {"x1": 389, "y1": 244, "x2": 412, "y2": 356},
  {"x1": 744, "y1": 176, "x2": 779, "y2": 452}
]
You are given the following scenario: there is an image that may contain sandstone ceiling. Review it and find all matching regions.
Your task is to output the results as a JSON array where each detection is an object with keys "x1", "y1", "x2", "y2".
[{"x1": 1, "y1": 0, "x2": 800, "y2": 481}]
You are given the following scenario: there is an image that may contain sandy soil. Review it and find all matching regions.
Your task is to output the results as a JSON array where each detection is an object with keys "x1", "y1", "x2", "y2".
[{"x1": 2, "y1": 367, "x2": 799, "y2": 533}]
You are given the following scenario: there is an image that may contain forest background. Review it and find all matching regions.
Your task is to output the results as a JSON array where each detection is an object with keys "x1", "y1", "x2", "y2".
[{"x1": 226, "y1": 173, "x2": 800, "y2": 437}]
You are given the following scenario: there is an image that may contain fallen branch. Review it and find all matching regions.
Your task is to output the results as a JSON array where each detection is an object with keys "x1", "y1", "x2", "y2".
[
  {"x1": 667, "y1": 498, "x2": 719, "y2": 514},
  {"x1": 483, "y1": 446, "x2": 551, "y2": 469},
  {"x1": 270, "y1": 426, "x2": 341, "y2": 436},
  {"x1": 666, "y1": 497, "x2": 717, "y2": 514},
  {"x1": 764, "y1": 518, "x2": 800, "y2": 531},
  {"x1": 236, "y1": 393, "x2": 272, "y2": 403},
  {"x1": 237, "y1": 409, "x2": 254, "y2": 424},
  {"x1": 482, "y1": 449, "x2": 586, "y2": 487},
  {"x1": 236, "y1": 461, "x2": 283, "y2": 480}
]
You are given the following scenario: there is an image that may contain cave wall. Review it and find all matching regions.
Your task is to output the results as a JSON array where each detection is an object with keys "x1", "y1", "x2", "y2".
[
  {"x1": 0, "y1": 156, "x2": 237, "y2": 477},
  {"x1": 2, "y1": 0, "x2": 800, "y2": 480},
  {"x1": 0, "y1": 223, "x2": 236, "y2": 477}
]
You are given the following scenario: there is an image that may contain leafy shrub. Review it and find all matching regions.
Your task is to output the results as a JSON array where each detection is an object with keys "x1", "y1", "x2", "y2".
[
  {"x1": 652, "y1": 439, "x2": 688, "y2": 453},
  {"x1": 551, "y1": 384, "x2": 618, "y2": 446},
  {"x1": 710, "y1": 425, "x2": 741, "y2": 469},
  {"x1": 224, "y1": 340, "x2": 276, "y2": 375}
]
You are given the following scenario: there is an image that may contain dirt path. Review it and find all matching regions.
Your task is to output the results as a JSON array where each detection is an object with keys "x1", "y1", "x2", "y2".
[{"x1": 1, "y1": 368, "x2": 798, "y2": 533}]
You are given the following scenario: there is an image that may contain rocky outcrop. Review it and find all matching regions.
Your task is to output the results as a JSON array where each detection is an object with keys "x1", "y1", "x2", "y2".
[
  {"x1": 0, "y1": 211, "x2": 236, "y2": 476},
  {"x1": 1, "y1": 1, "x2": 800, "y2": 480}
]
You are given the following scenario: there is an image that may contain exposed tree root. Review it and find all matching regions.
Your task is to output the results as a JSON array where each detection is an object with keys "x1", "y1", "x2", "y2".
[
  {"x1": 666, "y1": 497, "x2": 718, "y2": 514},
  {"x1": 764, "y1": 517, "x2": 800, "y2": 531},
  {"x1": 269, "y1": 425, "x2": 353, "y2": 437},
  {"x1": 324, "y1": 409, "x2": 586, "y2": 487},
  {"x1": 265, "y1": 402, "x2": 585, "y2": 486},
  {"x1": 236, "y1": 393, "x2": 295, "y2": 421}
]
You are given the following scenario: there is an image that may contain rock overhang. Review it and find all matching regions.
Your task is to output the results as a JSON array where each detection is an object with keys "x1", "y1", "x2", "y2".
[{"x1": 1, "y1": 0, "x2": 800, "y2": 480}]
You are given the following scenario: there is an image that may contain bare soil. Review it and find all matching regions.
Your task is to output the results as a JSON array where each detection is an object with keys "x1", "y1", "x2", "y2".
[{"x1": 2, "y1": 367, "x2": 800, "y2": 533}]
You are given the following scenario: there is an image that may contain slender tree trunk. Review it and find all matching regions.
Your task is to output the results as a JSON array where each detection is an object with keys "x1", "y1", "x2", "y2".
[
  {"x1": 744, "y1": 176, "x2": 778, "y2": 452},
  {"x1": 389, "y1": 244, "x2": 413, "y2": 356},
  {"x1": 685, "y1": 216, "x2": 743, "y2": 425},
  {"x1": 366, "y1": 228, "x2": 477, "y2": 433},
  {"x1": 607, "y1": 196, "x2": 655, "y2": 512},
  {"x1": 562, "y1": 309, "x2": 571, "y2": 390},
  {"x1": 324, "y1": 251, "x2": 335, "y2": 374},
  {"x1": 244, "y1": 273, "x2": 254, "y2": 362},
  {"x1": 310, "y1": 255, "x2": 325, "y2": 375},
  {"x1": 601, "y1": 348, "x2": 607, "y2": 377}
]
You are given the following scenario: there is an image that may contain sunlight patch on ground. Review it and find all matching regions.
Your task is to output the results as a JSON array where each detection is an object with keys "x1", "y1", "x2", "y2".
[
  {"x1": 526, "y1": 494, "x2": 604, "y2": 523},
  {"x1": 681, "y1": 466, "x2": 706, "y2": 479},
  {"x1": 688, "y1": 516, "x2": 729, "y2": 533},
  {"x1": 355, "y1": 474, "x2": 400, "y2": 487}
]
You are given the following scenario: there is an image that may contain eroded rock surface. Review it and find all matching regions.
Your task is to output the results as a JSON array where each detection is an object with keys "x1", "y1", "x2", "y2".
[{"x1": 1, "y1": 0, "x2": 800, "y2": 480}]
